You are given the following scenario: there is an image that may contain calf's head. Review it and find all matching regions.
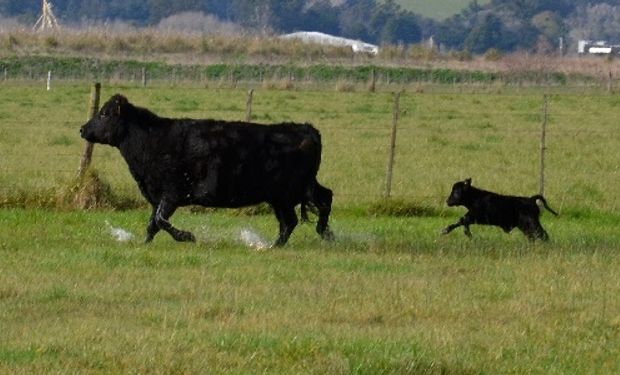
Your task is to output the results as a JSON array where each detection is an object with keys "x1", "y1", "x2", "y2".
[
  {"x1": 446, "y1": 178, "x2": 472, "y2": 206},
  {"x1": 80, "y1": 94, "x2": 129, "y2": 147}
]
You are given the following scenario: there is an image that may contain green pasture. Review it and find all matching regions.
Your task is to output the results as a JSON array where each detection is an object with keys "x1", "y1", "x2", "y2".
[
  {"x1": 1, "y1": 209, "x2": 619, "y2": 374},
  {"x1": 0, "y1": 82, "x2": 618, "y2": 213},
  {"x1": 397, "y1": 0, "x2": 491, "y2": 20},
  {"x1": 1, "y1": 82, "x2": 620, "y2": 373}
]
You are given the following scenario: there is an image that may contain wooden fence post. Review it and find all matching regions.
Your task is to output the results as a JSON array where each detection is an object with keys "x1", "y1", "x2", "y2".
[
  {"x1": 46, "y1": 70, "x2": 52, "y2": 91},
  {"x1": 384, "y1": 91, "x2": 401, "y2": 198},
  {"x1": 608, "y1": 70, "x2": 613, "y2": 93},
  {"x1": 369, "y1": 68, "x2": 376, "y2": 92},
  {"x1": 539, "y1": 94, "x2": 548, "y2": 196},
  {"x1": 245, "y1": 89, "x2": 254, "y2": 122},
  {"x1": 78, "y1": 82, "x2": 101, "y2": 179}
]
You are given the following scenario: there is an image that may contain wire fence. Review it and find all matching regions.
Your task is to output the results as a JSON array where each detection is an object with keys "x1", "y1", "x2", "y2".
[
  {"x1": 1, "y1": 83, "x2": 618, "y2": 212},
  {"x1": 2, "y1": 57, "x2": 618, "y2": 91}
]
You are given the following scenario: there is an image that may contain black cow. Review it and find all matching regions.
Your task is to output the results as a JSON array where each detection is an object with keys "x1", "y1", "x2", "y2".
[
  {"x1": 441, "y1": 178, "x2": 558, "y2": 241},
  {"x1": 80, "y1": 94, "x2": 334, "y2": 246}
]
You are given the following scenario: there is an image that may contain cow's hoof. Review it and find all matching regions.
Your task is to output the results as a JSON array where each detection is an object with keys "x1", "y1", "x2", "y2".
[
  {"x1": 321, "y1": 229, "x2": 335, "y2": 242},
  {"x1": 184, "y1": 232, "x2": 197, "y2": 242},
  {"x1": 440, "y1": 228, "x2": 449, "y2": 235},
  {"x1": 175, "y1": 231, "x2": 196, "y2": 242}
]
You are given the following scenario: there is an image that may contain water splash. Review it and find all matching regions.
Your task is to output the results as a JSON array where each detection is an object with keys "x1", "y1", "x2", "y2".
[
  {"x1": 105, "y1": 220, "x2": 135, "y2": 242},
  {"x1": 240, "y1": 228, "x2": 270, "y2": 251}
]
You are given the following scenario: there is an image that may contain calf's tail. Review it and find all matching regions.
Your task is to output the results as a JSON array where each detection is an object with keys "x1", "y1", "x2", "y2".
[{"x1": 531, "y1": 194, "x2": 559, "y2": 216}]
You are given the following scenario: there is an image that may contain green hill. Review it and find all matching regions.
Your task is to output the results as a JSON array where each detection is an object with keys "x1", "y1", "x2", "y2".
[{"x1": 396, "y1": 0, "x2": 491, "y2": 20}]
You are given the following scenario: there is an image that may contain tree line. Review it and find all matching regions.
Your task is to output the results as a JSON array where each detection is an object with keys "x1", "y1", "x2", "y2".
[{"x1": 3, "y1": 0, "x2": 620, "y2": 53}]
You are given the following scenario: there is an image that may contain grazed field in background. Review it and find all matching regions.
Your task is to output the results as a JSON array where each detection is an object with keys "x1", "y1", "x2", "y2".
[
  {"x1": 1, "y1": 81, "x2": 620, "y2": 373},
  {"x1": 1, "y1": 209, "x2": 619, "y2": 374},
  {"x1": 1, "y1": 83, "x2": 619, "y2": 214},
  {"x1": 397, "y1": 0, "x2": 491, "y2": 20}
]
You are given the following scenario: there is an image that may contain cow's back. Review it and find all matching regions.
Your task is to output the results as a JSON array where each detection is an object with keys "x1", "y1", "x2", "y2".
[{"x1": 179, "y1": 121, "x2": 322, "y2": 207}]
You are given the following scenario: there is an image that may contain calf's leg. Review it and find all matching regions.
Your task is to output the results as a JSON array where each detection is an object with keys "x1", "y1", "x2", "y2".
[
  {"x1": 441, "y1": 215, "x2": 472, "y2": 238},
  {"x1": 153, "y1": 200, "x2": 196, "y2": 242},
  {"x1": 519, "y1": 216, "x2": 549, "y2": 241}
]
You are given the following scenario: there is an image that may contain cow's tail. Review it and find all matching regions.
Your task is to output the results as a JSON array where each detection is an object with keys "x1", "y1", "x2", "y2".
[{"x1": 531, "y1": 195, "x2": 559, "y2": 216}]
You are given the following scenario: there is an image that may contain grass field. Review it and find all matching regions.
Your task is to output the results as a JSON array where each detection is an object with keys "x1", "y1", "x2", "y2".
[
  {"x1": 1, "y1": 81, "x2": 620, "y2": 373},
  {"x1": 397, "y1": 0, "x2": 491, "y2": 20},
  {"x1": 1, "y1": 82, "x2": 619, "y2": 213},
  {"x1": 1, "y1": 209, "x2": 619, "y2": 373}
]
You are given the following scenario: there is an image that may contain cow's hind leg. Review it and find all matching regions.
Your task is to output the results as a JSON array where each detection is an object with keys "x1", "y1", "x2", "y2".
[
  {"x1": 309, "y1": 183, "x2": 334, "y2": 241},
  {"x1": 273, "y1": 204, "x2": 298, "y2": 247},
  {"x1": 154, "y1": 200, "x2": 196, "y2": 242}
]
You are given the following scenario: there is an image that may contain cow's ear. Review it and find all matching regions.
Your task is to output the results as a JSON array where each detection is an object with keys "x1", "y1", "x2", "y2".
[{"x1": 465, "y1": 178, "x2": 472, "y2": 186}]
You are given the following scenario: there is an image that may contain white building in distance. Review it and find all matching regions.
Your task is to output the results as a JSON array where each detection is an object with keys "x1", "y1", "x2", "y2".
[{"x1": 281, "y1": 31, "x2": 379, "y2": 55}]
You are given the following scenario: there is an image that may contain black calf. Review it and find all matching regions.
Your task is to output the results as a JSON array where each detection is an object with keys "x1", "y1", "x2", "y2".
[{"x1": 441, "y1": 178, "x2": 558, "y2": 241}]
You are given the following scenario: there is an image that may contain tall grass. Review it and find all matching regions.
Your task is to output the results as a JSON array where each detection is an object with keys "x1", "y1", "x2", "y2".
[{"x1": 3, "y1": 27, "x2": 620, "y2": 82}]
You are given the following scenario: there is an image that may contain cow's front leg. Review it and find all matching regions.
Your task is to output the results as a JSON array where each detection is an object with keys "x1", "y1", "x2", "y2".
[
  {"x1": 154, "y1": 200, "x2": 196, "y2": 242},
  {"x1": 145, "y1": 205, "x2": 160, "y2": 243},
  {"x1": 273, "y1": 204, "x2": 298, "y2": 247}
]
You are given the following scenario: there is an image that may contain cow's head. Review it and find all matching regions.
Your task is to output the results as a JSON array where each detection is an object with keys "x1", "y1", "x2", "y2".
[
  {"x1": 446, "y1": 178, "x2": 472, "y2": 206},
  {"x1": 80, "y1": 94, "x2": 130, "y2": 147}
]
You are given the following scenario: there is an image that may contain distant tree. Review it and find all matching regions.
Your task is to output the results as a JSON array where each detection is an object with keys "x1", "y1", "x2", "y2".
[
  {"x1": 568, "y1": 3, "x2": 620, "y2": 42},
  {"x1": 203, "y1": 0, "x2": 233, "y2": 21},
  {"x1": 464, "y1": 12, "x2": 507, "y2": 53},
  {"x1": 158, "y1": 12, "x2": 241, "y2": 34},
  {"x1": 434, "y1": 14, "x2": 469, "y2": 50},
  {"x1": 267, "y1": 0, "x2": 305, "y2": 32},
  {"x1": 531, "y1": 10, "x2": 565, "y2": 43},
  {"x1": 107, "y1": 0, "x2": 150, "y2": 24},
  {"x1": 369, "y1": 0, "x2": 400, "y2": 36},
  {"x1": 338, "y1": 0, "x2": 375, "y2": 42},
  {"x1": 299, "y1": 0, "x2": 341, "y2": 35},
  {"x1": 146, "y1": 0, "x2": 201, "y2": 24},
  {"x1": 490, "y1": 0, "x2": 573, "y2": 19},
  {"x1": 368, "y1": 0, "x2": 421, "y2": 44},
  {"x1": 380, "y1": 12, "x2": 421, "y2": 45},
  {"x1": 11, "y1": 0, "x2": 620, "y2": 54}
]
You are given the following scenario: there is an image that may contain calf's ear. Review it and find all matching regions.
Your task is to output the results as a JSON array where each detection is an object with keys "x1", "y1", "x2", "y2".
[{"x1": 464, "y1": 178, "x2": 472, "y2": 185}]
